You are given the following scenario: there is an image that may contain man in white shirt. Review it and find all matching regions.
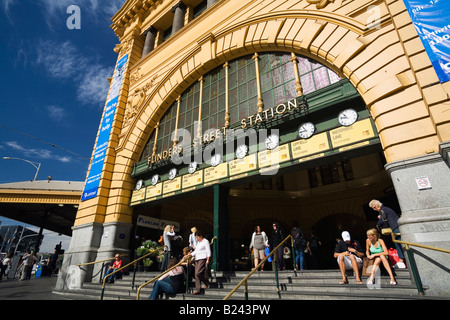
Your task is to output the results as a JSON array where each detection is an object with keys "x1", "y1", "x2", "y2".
[{"x1": 188, "y1": 230, "x2": 211, "y2": 294}]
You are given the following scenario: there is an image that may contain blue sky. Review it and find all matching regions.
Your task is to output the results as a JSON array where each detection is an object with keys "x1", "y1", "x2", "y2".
[
  {"x1": 0, "y1": 1, "x2": 127, "y2": 253},
  {"x1": 0, "y1": 0, "x2": 126, "y2": 183}
]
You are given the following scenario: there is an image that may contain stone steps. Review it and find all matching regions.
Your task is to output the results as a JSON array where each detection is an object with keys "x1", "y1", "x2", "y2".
[{"x1": 53, "y1": 268, "x2": 447, "y2": 300}]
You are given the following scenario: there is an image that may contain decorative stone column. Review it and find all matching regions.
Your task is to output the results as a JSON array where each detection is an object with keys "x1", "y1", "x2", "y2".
[
  {"x1": 171, "y1": 2, "x2": 186, "y2": 35},
  {"x1": 207, "y1": 0, "x2": 219, "y2": 7},
  {"x1": 385, "y1": 143, "x2": 450, "y2": 296},
  {"x1": 142, "y1": 26, "x2": 157, "y2": 57}
]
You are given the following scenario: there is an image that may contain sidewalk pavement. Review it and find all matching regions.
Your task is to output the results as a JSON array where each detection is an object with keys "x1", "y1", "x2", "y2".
[{"x1": 0, "y1": 275, "x2": 72, "y2": 300}]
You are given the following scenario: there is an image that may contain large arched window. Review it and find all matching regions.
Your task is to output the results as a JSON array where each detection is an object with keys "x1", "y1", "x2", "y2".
[{"x1": 139, "y1": 52, "x2": 340, "y2": 162}]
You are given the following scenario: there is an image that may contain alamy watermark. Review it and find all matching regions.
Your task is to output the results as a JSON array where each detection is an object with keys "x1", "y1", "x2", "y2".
[{"x1": 66, "y1": 5, "x2": 81, "y2": 30}]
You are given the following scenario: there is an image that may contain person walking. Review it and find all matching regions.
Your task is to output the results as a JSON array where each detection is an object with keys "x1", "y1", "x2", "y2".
[
  {"x1": 291, "y1": 223, "x2": 307, "y2": 270},
  {"x1": 0, "y1": 253, "x2": 12, "y2": 280},
  {"x1": 189, "y1": 227, "x2": 198, "y2": 250},
  {"x1": 161, "y1": 224, "x2": 176, "y2": 271},
  {"x1": 188, "y1": 230, "x2": 211, "y2": 295},
  {"x1": 249, "y1": 226, "x2": 268, "y2": 271},
  {"x1": 270, "y1": 222, "x2": 285, "y2": 271}
]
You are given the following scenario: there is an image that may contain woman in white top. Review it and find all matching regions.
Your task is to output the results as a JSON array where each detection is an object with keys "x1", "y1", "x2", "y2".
[
  {"x1": 188, "y1": 230, "x2": 211, "y2": 294},
  {"x1": 249, "y1": 226, "x2": 268, "y2": 271},
  {"x1": 161, "y1": 225, "x2": 175, "y2": 271},
  {"x1": 189, "y1": 227, "x2": 198, "y2": 250}
]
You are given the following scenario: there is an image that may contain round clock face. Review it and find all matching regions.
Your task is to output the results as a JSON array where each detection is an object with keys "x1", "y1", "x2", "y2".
[
  {"x1": 338, "y1": 109, "x2": 358, "y2": 126},
  {"x1": 210, "y1": 154, "x2": 222, "y2": 167},
  {"x1": 135, "y1": 179, "x2": 143, "y2": 190},
  {"x1": 151, "y1": 174, "x2": 159, "y2": 186},
  {"x1": 265, "y1": 134, "x2": 279, "y2": 150},
  {"x1": 188, "y1": 161, "x2": 198, "y2": 174},
  {"x1": 236, "y1": 144, "x2": 248, "y2": 159},
  {"x1": 298, "y1": 122, "x2": 315, "y2": 139},
  {"x1": 168, "y1": 168, "x2": 177, "y2": 180}
]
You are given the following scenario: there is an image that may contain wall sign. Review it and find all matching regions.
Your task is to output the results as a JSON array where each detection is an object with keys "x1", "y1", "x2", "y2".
[
  {"x1": 403, "y1": 0, "x2": 450, "y2": 83},
  {"x1": 415, "y1": 176, "x2": 432, "y2": 190},
  {"x1": 136, "y1": 215, "x2": 180, "y2": 232}
]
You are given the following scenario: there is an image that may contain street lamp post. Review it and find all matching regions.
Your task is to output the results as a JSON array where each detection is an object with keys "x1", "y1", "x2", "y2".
[{"x1": 3, "y1": 157, "x2": 41, "y2": 181}]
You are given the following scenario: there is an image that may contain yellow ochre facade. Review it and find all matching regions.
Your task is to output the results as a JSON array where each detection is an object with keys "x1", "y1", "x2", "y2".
[{"x1": 57, "y1": 0, "x2": 450, "y2": 296}]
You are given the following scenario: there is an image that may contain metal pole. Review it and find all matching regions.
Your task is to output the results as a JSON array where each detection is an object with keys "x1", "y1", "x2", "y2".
[
  {"x1": 405, "y1": 245, "x2": 425, "y2": 295},
  {"x1": 273, "y1": 250, "x2": 279, "y2": 291}
]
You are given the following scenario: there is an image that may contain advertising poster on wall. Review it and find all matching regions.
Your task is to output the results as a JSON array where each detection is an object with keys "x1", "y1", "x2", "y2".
[
  {"x1": 81, "y1": 54, "x2": 128, "y2": 201},
  {"x1": 403, "y1": 0, "x2": 450, "y2": 83}
]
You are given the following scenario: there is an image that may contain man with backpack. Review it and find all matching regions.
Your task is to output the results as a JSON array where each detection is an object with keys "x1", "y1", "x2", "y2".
[{"x1": 291, "y1": 223, "x2": 307, "y2": 271}]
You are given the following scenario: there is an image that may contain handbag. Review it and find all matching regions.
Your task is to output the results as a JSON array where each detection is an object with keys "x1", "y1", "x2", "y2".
[
  {"x1": 265, "y1": 247, "x2": 272, "y2": 262},
  {"x1": 362, "y1": 258, "x2": 375, "y2": 277},
  {"x1": 388, "y1": 248, "x2": 399, "y2": 266}
]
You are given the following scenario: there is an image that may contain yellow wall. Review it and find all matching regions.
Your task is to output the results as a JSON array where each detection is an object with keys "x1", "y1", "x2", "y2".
[{"x1": 74, "y1": 0, "x2": 450, "y2": 227}]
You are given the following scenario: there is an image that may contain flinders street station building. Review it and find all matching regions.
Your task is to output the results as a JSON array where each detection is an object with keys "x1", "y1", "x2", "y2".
[{"x1": 56, "y1": 0, "x2": 450, "y2": 296}]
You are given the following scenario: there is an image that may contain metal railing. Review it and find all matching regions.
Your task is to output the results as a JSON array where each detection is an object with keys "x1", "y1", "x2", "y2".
[
  {"x1": 224, "y1": 234, "x2": 295, "y2": 300},
  {"x1": 100, "y1": 246, "x2": 167, "y2": 300},
  {"x1": 76, "y1": 254, "x2": 129, "y2": 284},
  {"x1": 382, "y1": 228, "x2": 450, "y2": 295},
  {"x1": 136, "y1": 236, "x2": 217, "y2": 299},
  {"x1": 136, "y1": 256, "x2": 193, "y2": 300}
]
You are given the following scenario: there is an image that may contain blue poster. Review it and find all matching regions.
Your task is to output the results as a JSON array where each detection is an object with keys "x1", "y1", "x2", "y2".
[
  {"x1": 81, "y1": 54, "x2": 128, "y2": 201},
  {"x1": 403, "y1": 0, "x2": 450, "y2": 83}
]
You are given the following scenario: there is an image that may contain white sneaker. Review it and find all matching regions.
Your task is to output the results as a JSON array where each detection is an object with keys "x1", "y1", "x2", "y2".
[{"x1": 394, "y1": 262, "x2": 406, "y2": 269}]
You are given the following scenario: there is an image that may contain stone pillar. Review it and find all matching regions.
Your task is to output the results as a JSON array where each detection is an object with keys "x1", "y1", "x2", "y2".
[
  {"x1": 91, "y1": 221, "x2": 132, "y2": 282},
  {"x1": 385, "y1": 143, "x2": 450, "y2": 296},
  {"x1": 171, "y1": 1, "x2": 186, "y2": 35},
  {"x1": 55, "y1": 223, "x2": 103, "y2": 290},
  {"x1": 142, "y1": 26, "x2": 157, "y2": 57},
  {"x1": 207, "y1": 0, "x2": 219, "y2": 7}
]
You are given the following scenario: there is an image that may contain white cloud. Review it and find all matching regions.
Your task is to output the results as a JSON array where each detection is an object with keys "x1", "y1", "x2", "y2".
[
  {"x1": 36, "y1": 40, "x2": 83, "y2": 80},
  {"x1": 77, "y1": 64, "x2": 112, "y2": 105},
  {"x1": 47, "y1": 105, "x2": 66, "y2": 122},
  {"x1": 35, "y1": 39, "x2": 112, "y2": 106},
  {"x1": 5, "y1": 141, "x2": 72, "y2": 163}
]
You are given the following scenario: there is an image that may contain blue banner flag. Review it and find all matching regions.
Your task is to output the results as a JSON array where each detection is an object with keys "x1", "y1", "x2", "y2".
[
  {"x1": 81, "y1": 55, "x2": 128, "y2": 201},
  {"x1": 403, "y1": 0, "x2": 450, "y2": 83}
]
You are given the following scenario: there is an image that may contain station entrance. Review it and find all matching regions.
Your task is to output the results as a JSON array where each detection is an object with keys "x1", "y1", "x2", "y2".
[{"x1": 131, "y1": 142, "x2": 399, "y2": 270}]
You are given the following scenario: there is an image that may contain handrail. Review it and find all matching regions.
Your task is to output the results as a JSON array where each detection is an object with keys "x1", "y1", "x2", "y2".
[
  {"x1": 100, "y1": 246, "x2": 167, "y2": 300},
  {"x1": 382, "y1": 228, "x2": 450, "y2": 254},
  {"x1": 224, "y1": 234, "x2": 294, "y2": 300},
  {"x1": 382, "y1": 228, "x2": 450, "y2": 295},
  {"x1": 136, "y1": 256, "x2": 192, "y2": 300},
  {"x1": 136, "y1": 236, "x2": 216, "y2": 299},
  {"x1": 75, "y1": 254, "x2": 129, "y2": 267}
]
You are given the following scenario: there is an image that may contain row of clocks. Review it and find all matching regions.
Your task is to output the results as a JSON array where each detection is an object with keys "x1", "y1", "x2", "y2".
[
  {"x1": 137, "y1": 109, "x2": 358, "y2": 189},
  {"x1": 298, "y1": 108, "x2": 358, "y2": 139}
]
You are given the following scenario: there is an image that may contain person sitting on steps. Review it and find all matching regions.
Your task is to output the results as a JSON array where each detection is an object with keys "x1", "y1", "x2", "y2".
[{"x1": 334, "y1": 231, "x2": 365, "y2": 285}]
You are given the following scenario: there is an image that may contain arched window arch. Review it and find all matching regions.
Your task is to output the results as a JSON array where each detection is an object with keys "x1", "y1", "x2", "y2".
[{"x1": 139, "y1": 52, "x2": 340, "y2": 162}]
